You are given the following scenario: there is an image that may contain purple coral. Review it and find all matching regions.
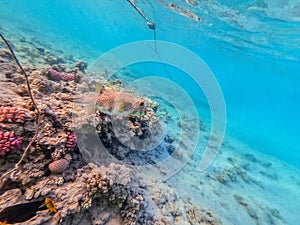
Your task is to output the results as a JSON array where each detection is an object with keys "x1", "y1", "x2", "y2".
[
  {"x1": 62, "y1": 73, "x2": 75, "y2": 81},
  {"x1": 48, "y1": 69, "x2": 75, "y2": 82},
  {"x1": 0, "y1": 106, "x2": 30, "y2": 123},
  {"x1": 0, "y1": 130, "x2": 22, "y2": 156},
  {"x1": 65, "y1": 131, "x2": 77, "y2": 152}
]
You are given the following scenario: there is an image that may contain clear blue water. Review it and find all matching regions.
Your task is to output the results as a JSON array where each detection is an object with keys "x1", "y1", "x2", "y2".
[
  {"x1": 1, "y1": 0, "x2": 298, "y2": 167},
  {"x1": 1, "y1": 1, "x2": 300, "y2": 224}
]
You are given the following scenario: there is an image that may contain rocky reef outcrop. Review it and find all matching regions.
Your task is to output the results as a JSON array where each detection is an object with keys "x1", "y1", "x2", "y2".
[{"x1": 0, "y1": 37, "x2": 221, "y2": 225}]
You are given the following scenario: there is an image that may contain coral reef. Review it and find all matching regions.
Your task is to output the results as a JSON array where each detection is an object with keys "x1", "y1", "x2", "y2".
[
  {"x1": 95, "y1": 104, "x2": 155, "y2": 150},
  {"x1": 6, "y1": 163, "x2": 137, "y2": 224},
  {"x1": 0, "y1": 130, "x2": 22, "y2": 156},
  {"x1": 0, "y1": 26, "x2": 81, "y2": 69},
  {"x1": 2, "y1": 22, "x2": 297, "y2": 225},
  {"x1": 139, "y1": 184, "x2": 221, "y2": 225},
  {"x1": 0, "y1": 38, "x2": 221, "y2": 225}
]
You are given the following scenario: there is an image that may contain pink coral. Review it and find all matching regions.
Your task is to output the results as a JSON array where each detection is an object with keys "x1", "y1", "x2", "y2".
[
  {"x1": 0, "y1": 106, "x2": 30, "y2": 123},
  {"x1": 48, "y1": 69, "x2": 75, "y2": 82},
  {"x1": 48, "y1": 69, "x2": 61, "y2": 81},
  {"x1": 62, "y1": 73, "x2": 75, "y2": 81},
  {"x1": 0, "y1": 130, "x2": 22, "y2": 156},
  {"x1": 65, "y1": 131, "x2": 77, "y2": 152}
]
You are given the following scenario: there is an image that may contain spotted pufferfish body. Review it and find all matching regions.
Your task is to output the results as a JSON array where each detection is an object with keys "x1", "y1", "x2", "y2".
[{"x1": 96, "y1": 91, "x2": 145, "y2": 113}]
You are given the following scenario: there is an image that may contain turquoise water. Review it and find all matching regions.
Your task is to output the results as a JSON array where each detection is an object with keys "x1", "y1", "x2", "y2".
[
  {"x1": 1, "y1": 0, "x2": 299, "y2": 166},
  {"x1": 1, "y1": 0, "x2": 300, "y2": 224}
]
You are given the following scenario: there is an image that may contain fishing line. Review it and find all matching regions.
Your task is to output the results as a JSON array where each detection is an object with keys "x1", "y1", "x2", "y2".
[
  {"x1": 127, "y1": 0, "x2": 149, "y2": 21},
  {"x1": 127, "y1": 1, "x2": 174, "y2": 80},
  {"x1": 141, "y1": 38, "x2": 175, "y2": 81},
  {"x1": 127, "y1": 0, "x2": 157, "y2": 51},
  {"x1": 156, "y1": 50, "x2": 175, "y2": 81},
  {"x1": 152, "y1": 27, "x2": 157, "y2": 52}
]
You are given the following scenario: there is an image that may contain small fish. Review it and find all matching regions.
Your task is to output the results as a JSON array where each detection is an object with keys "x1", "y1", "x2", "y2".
[
  {"x1": 0, "y1": 198, "x2": 57, "y2": 224},
  {"x1": 44, "y1": 197, "x2": 57, "y2": 213}
]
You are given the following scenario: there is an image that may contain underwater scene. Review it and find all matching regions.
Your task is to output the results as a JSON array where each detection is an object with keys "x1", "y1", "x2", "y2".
[{"x1": 0, "y1": 0, "x2": 299, "y2": 224}]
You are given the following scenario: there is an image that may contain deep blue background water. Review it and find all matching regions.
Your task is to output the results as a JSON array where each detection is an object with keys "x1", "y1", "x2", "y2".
[{"x1": 0, "y1": 0, "x2": 299, "y2": 166}]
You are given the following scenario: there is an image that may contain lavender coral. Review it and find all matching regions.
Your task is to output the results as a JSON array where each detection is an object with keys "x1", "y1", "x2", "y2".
[
  {"x1": 0, "y1": 106, "x2": 30, "y2": 123},
  {"x1": 48, "y1": 69, "x2": 75, "y2": 82},
  {"x1": 0, "y1": 130, "x2": 22, "y2": 156}
]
